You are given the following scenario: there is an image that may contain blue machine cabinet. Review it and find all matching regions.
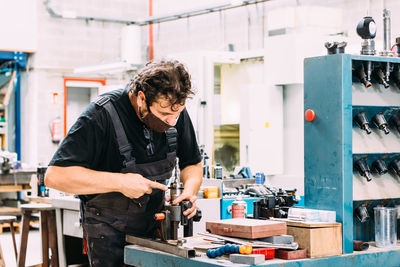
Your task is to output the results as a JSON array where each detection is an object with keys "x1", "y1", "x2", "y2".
[
  {"x1": 220, "y1": 197, "x2": 261, "y2": 219},
  {"x1": 304, "y1": 54, "x2": 400, "y2": 254}
]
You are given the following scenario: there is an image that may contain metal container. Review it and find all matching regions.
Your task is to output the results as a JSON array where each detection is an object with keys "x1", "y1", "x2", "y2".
[
  {"x1": 255, "y1": 173, "x2": 265, "y2": 185},
  {"x1": 232, "y1": 195, "x2": 247, "y2": 219},
  {"x1": 373, "y1": 207, "x2": 397, "y2": 247},
  {"x1": 214, "y1": 164, "x2": 223, "y2": 179}
]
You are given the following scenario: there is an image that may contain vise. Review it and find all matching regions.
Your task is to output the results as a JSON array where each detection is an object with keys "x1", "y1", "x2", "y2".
[
  {"x1": 245, "y1": 185, "x2": 298, "y2": 219},
  {"x1": 155, "y1": 180, "x2": 202, "y2": 241}
]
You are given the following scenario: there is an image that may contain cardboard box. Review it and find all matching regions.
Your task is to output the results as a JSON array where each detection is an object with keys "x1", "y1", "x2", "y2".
[
  {"x1": 286, "y1": 221, "x2": 342, "y2": 258},
  {"x1": 206, "y1": 219, "x2": 287, "y2": 239}
]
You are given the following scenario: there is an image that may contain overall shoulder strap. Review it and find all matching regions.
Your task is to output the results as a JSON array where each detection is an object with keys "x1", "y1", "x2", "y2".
[
  {"x1": 165, "y1": 127, "x2": 177, "y2": 153},
  {"x1": 96, "y1": 96, "x2": 134, "y2": 166}
]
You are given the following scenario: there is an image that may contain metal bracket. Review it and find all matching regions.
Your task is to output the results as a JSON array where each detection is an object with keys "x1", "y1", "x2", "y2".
[{"x1": 126, "y1": 235, "x2": 196, "y2": 258}]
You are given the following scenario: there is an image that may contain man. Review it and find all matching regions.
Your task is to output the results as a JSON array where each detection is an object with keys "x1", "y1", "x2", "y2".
[{"x1": 45, "y1": 60, "x2": 202, "y2": 266}]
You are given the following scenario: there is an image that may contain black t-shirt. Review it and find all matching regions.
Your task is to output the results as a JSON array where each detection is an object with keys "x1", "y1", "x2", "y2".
[{"x1": 49, "y1": 88, "x2": 201, "y2": 175}]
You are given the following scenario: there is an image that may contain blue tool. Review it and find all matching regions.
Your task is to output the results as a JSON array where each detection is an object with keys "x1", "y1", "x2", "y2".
[{"x1": 206, "y1": 243, "x2": 240, "y2": 258}]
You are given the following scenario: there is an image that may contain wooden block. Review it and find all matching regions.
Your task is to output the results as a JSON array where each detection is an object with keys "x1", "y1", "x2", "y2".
[
  {"x1": 26, "y1": 197, "x2": 52, "y2": 204},
  {"x1": 286, "y1": 221, "x2": 342, "y2": 258},
  {"x1": 0, "y1": 206, "x2": 20, "y2": 214},
  {"x1": 276, "y1": 249, "x2": 307, "y2": 260},
  {"x1": 0, "y1": 222, "x2": 20, "y2": 234},
  {"x1": 0, "y1": 185, "x2": 30, "y2": 192},
  {"x1": 206, "y1": 219, "x2": 287, "y2": 239}
]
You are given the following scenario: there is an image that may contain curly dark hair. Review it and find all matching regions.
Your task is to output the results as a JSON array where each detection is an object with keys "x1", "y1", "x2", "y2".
[{"x1": 129, "y1": 59, "x2": 194, "y2": 108}]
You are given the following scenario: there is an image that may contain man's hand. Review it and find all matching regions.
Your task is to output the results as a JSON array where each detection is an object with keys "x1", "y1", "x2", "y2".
[
  {"x1": 171, "y1": 191, "x2": 198, "y2": 219},
  {"x1": 119, "y1": 173, "x2": 168, "y2": 199}
]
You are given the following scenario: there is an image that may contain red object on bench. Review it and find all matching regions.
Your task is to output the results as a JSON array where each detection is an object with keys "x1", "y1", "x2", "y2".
[
  {"x1": 276, "y1": 248, "x2": 307, "y2": 260},
  {"x1": 252, "y1": 248, "x2": 276, "y2": 259}
]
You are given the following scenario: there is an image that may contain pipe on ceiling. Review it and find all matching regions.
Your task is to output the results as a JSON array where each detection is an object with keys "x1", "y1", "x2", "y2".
[
  {"x1": 44, "y1": 0, "x2": 270, "y2": 26},
  {"x1": 149, "y1": 0, "x2": 154, "y2": 60}
]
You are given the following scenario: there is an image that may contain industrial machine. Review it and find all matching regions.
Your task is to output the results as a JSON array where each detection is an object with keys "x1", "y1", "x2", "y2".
[
  {"x1": 157, "y1": 172, "x2": 202, "y2": 240},
  {"x1": 219, "y1": 178, "x2": 298, "y2": 220},
  {"x1": 220, "y1": 178, "x2": 261, "y2": 219},
  {"x1": 304, "y1": 9, "x2": 400, "y2": 258},
  {"x1": 250, "y1": 185, "x2": 298, "y2": 220},
  {"x1": 126, "y1": 160, "x2": 202, "y2": 258}
]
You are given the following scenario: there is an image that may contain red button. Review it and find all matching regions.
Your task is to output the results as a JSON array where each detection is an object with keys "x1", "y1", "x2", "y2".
[{"x1": 305, "y1": 109, "x2": 316, "y2": 122}]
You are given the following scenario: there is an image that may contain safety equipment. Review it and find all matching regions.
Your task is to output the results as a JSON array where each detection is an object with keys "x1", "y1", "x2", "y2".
[
  {"x1": 139, "y1": 105, "x2": 173, "y2": 133},
  {"x1": 51, "y1": 117, "x2": 62, "y2": 144}
]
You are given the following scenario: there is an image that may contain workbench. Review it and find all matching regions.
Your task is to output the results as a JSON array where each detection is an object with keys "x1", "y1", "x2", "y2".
[
  {"x1": 124, "y1": 241, "x2": 400, "y2": 267},
  {"x1": 52, "y1": 195, "x2": 87, "y2": 267}
]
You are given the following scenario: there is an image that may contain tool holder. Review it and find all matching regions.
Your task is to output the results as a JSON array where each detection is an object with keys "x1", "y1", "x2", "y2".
[{"x1": 304, "y1": 54, "x2": 400, "y2": 253}]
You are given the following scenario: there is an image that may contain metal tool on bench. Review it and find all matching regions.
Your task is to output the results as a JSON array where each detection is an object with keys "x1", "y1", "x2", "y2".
[
  {"x1": 156, "y1": 160, "x2": 202, "y2": 240},
  {"x1": 201, "y1": 232, "x2": 299, "y2": 250},
  {"x1": 126, "y1": 160, "x2": 202, "y2": 258},
  {"x1": 248, "y1": 185, "x2": 298, "y2": 219}
]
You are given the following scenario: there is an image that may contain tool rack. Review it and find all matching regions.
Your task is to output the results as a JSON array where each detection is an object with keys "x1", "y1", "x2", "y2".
[{"x1": 304, "y1": 54, "x2": 400, "y2": 263}]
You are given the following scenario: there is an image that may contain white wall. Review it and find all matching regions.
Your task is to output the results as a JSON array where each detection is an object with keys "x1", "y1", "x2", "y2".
[
  {"x1": 266, "y1": 84, "x2": 305, "y2": 195},
  {"x1": 13, "y1": 0, "x2": 400, "y2": 170},
  {"x1": 0, "y1": 0, "x2": 37, "y2": 52},
  {"x1": 151, "y1": 0, "x2": 400, "y2": 195},
  {"x1": 20, "y1": 0, "x2": 147, "y2": 165}
]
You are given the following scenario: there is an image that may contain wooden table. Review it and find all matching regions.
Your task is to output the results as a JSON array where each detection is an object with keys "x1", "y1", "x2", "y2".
[
  {"x1": 0, "y1": 215, "x2": 18, "y2": 267},
  {"x1": 17, "y1": 203, "x2": 59, "y2": 267}
]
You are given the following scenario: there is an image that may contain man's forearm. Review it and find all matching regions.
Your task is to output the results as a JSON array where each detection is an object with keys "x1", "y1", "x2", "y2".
[
  {"x1": 45, "y1": 165, "x2": 124, "y2": 195},
  {"x1": 179, "y1": 162, "x2": 202, "y2": 195}
]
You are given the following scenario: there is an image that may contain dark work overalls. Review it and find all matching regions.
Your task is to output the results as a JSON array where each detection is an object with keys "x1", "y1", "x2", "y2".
[{"x1": 81, "y1": 97, "x2": 177, "y2": 267}]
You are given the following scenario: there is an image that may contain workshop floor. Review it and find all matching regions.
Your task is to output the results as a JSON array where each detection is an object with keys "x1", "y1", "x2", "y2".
[{"x1": 0, "y1": 229, "x2": 41, "y2": 267}]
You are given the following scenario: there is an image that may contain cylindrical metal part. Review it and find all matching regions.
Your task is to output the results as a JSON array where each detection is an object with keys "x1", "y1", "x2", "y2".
[
  {"x1": 169, "y1": 182, "x2": 183, "y2": 204},
  {"x1": 389, "y1": 157, "x2": 400, "y2": 177},
  {"x1": 214, "y1": 164, "x2": 223, "y2": 179},
  {"x1": 354, "y1": 111, "x2": 372, "y2": 134},
  {"x1": 355, "y1": 204, "x2": 370, "y2": 223},
  {"x1": 167, "y1": 205, "x2": 182, "y2": 222},
  {"x1": 372, "y1": 112, "x2": 390, "y2": 134},
  {"x1": 374, "y1": 68, "x2": 390, "y2": 89},
  {"x1": 354, "y1": 63, "x2": 372, "y2": 87},
  {"x1": 383, "y1": 9, "x2": 391, "y2": 51},
  {"x1": 171, "y1": 221, "x2": 180, "y2": 240},
  {"x1": 385, "y1": 62, "x2": 391, "y2": 82},
  {"x1": 364, "y1": 61, "x2": 373, "y2": 81},
  {"x1": 371, "y1": 159, "x2": 388, "y2": 175},
  {"x1": 374, "y1": 207, "x2": 397, "y2": 247},
  {"x1": 354, "y1": 158, "x2": 372, "y2": 182},
  {"x1": 392, "y1": 66, "x2": 400, "y2": 87},
  {"x1": 389, "y1": 112, "x2": 400, "y2": 133},
  {"x1": 396, "y1": 37, "x2": 400, "y2": 57},
  {"x1": 361, "y1": 39, "x2": 376, "y2": 55}
]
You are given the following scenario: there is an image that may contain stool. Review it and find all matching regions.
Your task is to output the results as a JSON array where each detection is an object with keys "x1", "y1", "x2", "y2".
[
  {"x1": 18, "y1": 204, "x2": 59, "y2": 267},
  {"x1": 0, "y1": 215, "x2": 18, "y2": 267}
]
